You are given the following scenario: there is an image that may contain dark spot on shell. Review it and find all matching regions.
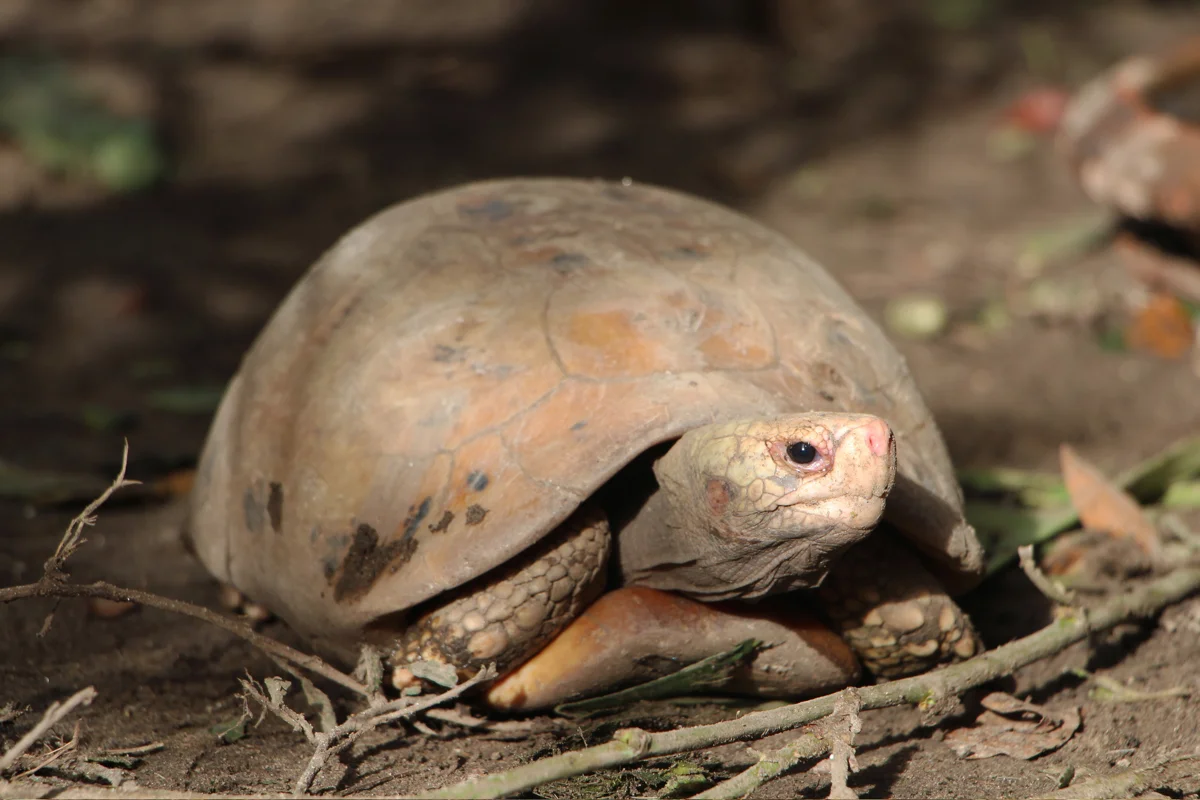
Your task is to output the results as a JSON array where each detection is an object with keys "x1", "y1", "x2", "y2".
[
  {"x1": 429, "y1": 510, "x2": 454, "y2": 533},
  {"x1": 242, "y1": 484, "x2": 265, "y2": 534},
  {"x1": 705, "y1": 477, "x2": 735, "y2": 516},
  {"x1": 458, "y1": 197, "x2": 513, "y2": 222},
  {"x1": 267, "y1": 482, "x2": 284, "y2": 533},
  {"x1": 810, "y1": 361, "x2": 847, "y2": 403},
  {"x1": 465, "y1": 505, "x2": 489, "y2": 526},
  {"x1": 466, "y1": 471, "x2": 489, "y2": 491},
  {"x1": 570, "y1": 420, "x2": 588, "y2": 431},
  {"x1": 433, "y1": 344, "x2": 464, "y2": 363},
  {"x1": 401, "y1": 497, "x2": 432, "y2": 539},
  {"x1": 332, "y1": 523, "x2": 419, "y2": 602},
  {"x1": 550, "y1": 252, "x2": 589, "y2": 270},
  {"x1": 666, "y1": 245, "x2": 708, "y2": 260}
]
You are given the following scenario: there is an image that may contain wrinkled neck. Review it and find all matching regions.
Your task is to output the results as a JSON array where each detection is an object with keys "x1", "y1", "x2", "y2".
[{"x1": 613, "y1": 489, "x2": 844, "y2": 602}]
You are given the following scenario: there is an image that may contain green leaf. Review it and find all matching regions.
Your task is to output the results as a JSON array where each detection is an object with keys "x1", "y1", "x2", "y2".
[
  {"x1": 1162, "y1": 480, "x2": 1200, "y2": 509},
  {"x1": 407, "y1": 659, "x2": 460, "y2": 689},
  {"x1": 968, "y1": 436, "x2": 1200, "y2": 574},
  {"x1": 554, "y1": 639, "x2": 762, "y2": 718},
  {"x1": 210, "y1": 716, "x2": 247, "y2": 744}
]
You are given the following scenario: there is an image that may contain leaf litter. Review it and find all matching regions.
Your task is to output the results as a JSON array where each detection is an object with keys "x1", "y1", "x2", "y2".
[{"x1": 944, "y1": 692, "x2": 1081, "y2": 760}]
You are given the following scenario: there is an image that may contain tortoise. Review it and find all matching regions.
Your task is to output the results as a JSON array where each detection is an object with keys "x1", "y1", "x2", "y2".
[{"x1": 185, "y1": 177, "x2": 985, "y2": 710}]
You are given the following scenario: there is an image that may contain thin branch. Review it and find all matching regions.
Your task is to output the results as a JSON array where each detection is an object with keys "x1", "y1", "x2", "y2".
[
  {"x1": 0, "y1": 687, "x2": 96, "y2": 776},
  {"x1": 1018, "y1": 544, "x2": 1078, "y2": 606},
  {"x1": 0, "y1": 580, "x2": 368, "y2": 697},
  {"x1": 696, "y1": 732, "x2": 828, "y2": 800},
  {"x1": 258, "y1": 665, "x2": 499, "y2": 796},
  {"x1": 426, "y1": 566, "x2": 1200, "y2": 799},
  {"x1": 48, "y1": 441, "x2": 139, "y2": 580}
]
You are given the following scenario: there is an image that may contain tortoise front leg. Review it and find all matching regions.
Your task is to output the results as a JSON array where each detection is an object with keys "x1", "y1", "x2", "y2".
[
  {"x1": 816, "y1": 528, "x2": 982, "y2": 680},
  {"x1": 389, "y1": 502, "x2": 610, "y2": 688},
  {"x1": 486, "y1": 586, "x2": 861, "y2": 711}
]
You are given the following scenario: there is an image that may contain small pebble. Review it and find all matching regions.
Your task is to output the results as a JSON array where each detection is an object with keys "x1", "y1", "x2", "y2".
[
  {"x1": 88, "y1": 597, "x2": 138, "y2": 619},
  {"x1": 884, "y1": 294, "x2": 949, "y2": 341}
]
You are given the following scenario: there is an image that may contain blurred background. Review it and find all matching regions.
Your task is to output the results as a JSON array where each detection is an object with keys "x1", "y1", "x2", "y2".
[
  {"x1": 2, "y1": 2, "x2": 1200, "y2": 796},
  {"x1": 0, "y1": 0, "x2": 1195, "y2": 478}
]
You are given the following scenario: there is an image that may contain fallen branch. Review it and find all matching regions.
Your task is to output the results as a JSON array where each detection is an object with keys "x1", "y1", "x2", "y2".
[
  {"x1": 0, "y1": 687, "x2": 96, "y2": 776},
  {"x1": 0, "y1": 443, "x2": 369, "y2": 699},
  {"x1": 0, "y1": 580, "x2": 368, "y2": 698},
  {"x1": 426, "y1": 565, "x2": 1200, "y2": 799}
]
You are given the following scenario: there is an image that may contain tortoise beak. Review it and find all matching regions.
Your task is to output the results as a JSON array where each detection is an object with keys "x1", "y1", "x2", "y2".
[{"x1": 832, "y1": 415, "x2": 897, "y2": 501}]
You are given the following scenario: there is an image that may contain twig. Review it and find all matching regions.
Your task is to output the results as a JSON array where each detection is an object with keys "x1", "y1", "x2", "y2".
[
  {"x1": 0, "y1": 580, "x2": 368, "y2": 697},
  {"x1": 242, "y1": 666, "x2": 497, "y2": 795},
  {"x1": 1, "y1": 442, "x2": 371, "y2": 699},
  {"x1": 0, "y1": 687, "x2": 96, "y2": 776},
  {"x1": 1027, "y1": 753, "x2": 1200, "y2": 799},
  {"x1": 695, "y1": 691, "x2": 864, "y2": 800},
  {"x1": 47, "y1": 442, "x2": 139, "y2": 581},
  {"x1": 13, "y1": 721, "x2": 79, "y2": 780},
  {"x1": 823, "y1": 691, "x2": 863, "y2": 800},
  {"x1": 1019, "y1": 544, "x2": 1077, "y2": 606},
  {"x1": 696, "y1": 732, "x2": 828, "y2": 800},
  {"x1": 426, "y1": 566, "x2": 1200, "y2": 799}
]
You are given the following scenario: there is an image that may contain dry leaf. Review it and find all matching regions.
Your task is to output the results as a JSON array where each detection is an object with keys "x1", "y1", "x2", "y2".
[
  {"x1": 944, "y1": 692, "x2": 1081, "y2": 760},
  {"x1": 1125, "y1": 292, "x2": 1195, "y2": 360},
  {"x1": 1059, "y1": 444, "x2": 1161, "y2": 556}
]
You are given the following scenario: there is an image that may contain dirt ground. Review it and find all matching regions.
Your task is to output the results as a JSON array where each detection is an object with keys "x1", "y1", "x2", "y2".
[{"x1": 3, "y1": 2, "x2": 1200, "y2": 797}]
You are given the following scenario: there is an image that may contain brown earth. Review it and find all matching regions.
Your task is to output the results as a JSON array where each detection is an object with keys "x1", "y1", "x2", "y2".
[{"x1": 2, "y1": 2, "x2": 1200, "y2": 798}]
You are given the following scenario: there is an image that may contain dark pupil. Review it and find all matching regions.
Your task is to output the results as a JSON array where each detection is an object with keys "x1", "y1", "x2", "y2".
[{"x1": 787, "y1": 441, "x2": 817, "y2": 464}]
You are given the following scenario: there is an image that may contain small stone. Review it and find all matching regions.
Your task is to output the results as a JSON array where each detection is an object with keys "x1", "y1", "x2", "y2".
[
  {"x1": 88, "y1": 597, "x2": 138, "y2": 619},
  {"x1": 884, "y1": 294, "x2": 949, "y2": 341},
  {"x1": 243, "y1": 601, "x2": 272, "y2": 623}
]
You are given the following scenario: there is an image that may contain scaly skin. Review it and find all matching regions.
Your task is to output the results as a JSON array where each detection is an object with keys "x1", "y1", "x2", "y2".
[
  {"x1": 817, "y1": 532, "x2": 981, "y2": 679},
  {"x1": 388, "y1": 411, "x2": 974, "y2": 707},
  {"x1": 392, "y1": 503, "x2": 610, "y2": 684}
]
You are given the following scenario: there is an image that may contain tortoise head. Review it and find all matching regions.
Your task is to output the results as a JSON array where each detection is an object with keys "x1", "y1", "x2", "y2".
[{"x1": 617, "y1": 412, "x2": 897, "y2": 601}]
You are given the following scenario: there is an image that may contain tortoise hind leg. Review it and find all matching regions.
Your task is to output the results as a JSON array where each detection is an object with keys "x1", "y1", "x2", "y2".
[
  {"x1": 388, "y1": 502, "x2": 610, "y2": 688},
  {"x1": 486, "y1": 586, "x2": 861, "y2": 710},
  {"x1": 816, "y1": 528, "x2": 982, "y2": 680}
]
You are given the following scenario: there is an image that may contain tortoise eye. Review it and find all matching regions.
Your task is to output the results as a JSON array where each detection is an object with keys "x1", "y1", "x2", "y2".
[{"x1": 786, "y1": 441, "x2": 818, "y2": 465}]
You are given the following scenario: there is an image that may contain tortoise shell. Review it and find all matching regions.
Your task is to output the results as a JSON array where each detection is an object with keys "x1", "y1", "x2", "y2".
[{"x1": 186, "y1": 177, "x2": 983, "y2": 647}]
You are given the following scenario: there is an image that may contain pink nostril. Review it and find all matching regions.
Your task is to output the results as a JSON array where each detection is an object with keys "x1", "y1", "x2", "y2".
[{"x1": 863, "y1": 418, "x2": 892, "y2": 457}]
